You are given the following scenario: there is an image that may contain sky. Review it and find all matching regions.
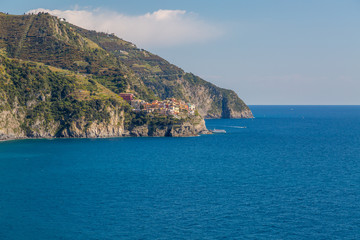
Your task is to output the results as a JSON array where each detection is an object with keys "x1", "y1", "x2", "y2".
[{"x1": 2, "y1": 0, "x2": 360, "y2": 105}]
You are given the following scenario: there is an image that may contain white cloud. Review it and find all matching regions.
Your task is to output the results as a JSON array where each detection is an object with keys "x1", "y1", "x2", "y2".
[{"x1": 27, "y1": 8, "x2": 223, "y2": 48}]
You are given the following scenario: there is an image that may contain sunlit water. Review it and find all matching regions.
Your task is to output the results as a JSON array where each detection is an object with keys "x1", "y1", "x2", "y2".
[{"x1": 1, "y1": 106, "x2": 360, "y2": 239}]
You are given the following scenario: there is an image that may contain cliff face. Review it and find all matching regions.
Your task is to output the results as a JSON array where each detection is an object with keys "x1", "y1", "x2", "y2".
[
  {"x1": 127, "y1": 115, "x2": 208, "y2": 137},
  {"x1": 0, "y1": 109, "x2": 25, "y2": 140},
  {"x1": 0, "y1": 107, "x2": 207, "y2": 141},
  {"x1": 0, "y1": 105, "x2": 59, "y2": 140},
  {"x1": 58, "y1": 108, "x2": 126, "y2": 138},
  {"x1": 179, "y1": 75, "x2": 253, "y2": 118},
  {"x1": 0, "y1": 91, "x2": 125, "y2": 141}
]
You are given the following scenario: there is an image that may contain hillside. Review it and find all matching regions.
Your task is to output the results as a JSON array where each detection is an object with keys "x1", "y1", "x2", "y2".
[
  {"x1": 73, "y1": 23, "x2": 253, "y2": 118},
  {"x1": 0, "y1": 53, "x2": 208, "y2": 140},
  {"x1": 0, "y1": 12, "x2": 252, "y2": 119}
]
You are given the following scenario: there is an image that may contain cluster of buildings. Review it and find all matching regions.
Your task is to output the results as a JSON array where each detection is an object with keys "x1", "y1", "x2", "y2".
[{"x1": 119, "y1": 93, "x2": 196, "y2": 116}]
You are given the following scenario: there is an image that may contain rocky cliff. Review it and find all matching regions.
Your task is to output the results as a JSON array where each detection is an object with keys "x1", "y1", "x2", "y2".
[
  {"x1": 127, "y1": 115, "x2": 208, "y2": 137},
  {"x1": 0, "y1": 106, "x2": 207, "y2": 141}
]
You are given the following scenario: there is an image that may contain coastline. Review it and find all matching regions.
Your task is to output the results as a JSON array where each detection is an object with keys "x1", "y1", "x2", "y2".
[
  {"x1": 0, "y1": 132, "x2": 211, "y2": 143},
  {"x1": 0, "y1": 117, "x2": 211, "y2": 142}
]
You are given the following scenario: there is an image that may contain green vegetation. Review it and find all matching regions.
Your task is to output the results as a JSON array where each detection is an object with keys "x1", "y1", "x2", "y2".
[
  {"x1": 123, "y1": 110, "x2": 185, "y2": 129},
  {"x1": 74, "y1": 24, "x2": 250, "y2": 117},
  {"x1": 0, "y1": 55, "x2": 124, "y2": 135},
  {"x1": 0, "y1": 12, "x2": 251, "y2": 140}
]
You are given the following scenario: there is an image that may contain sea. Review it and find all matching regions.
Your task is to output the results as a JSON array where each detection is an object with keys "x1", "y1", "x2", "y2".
[{"x1": 0, "y1": 106, "x2": 360, "y2": 239}]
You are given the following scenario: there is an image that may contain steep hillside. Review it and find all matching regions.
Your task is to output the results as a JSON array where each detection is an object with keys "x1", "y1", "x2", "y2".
[
  {"x1": 0, "y1": 12, "x2": 252, "y2": 118},
  {"x1": 0, "y1": 53, "x2": 121, "y2": 139},
  {"x1": 0, "y1": 54, "x2": 207, "y2": 140},
  {"x1": 74, "y1": 25, "x2": 253, "y2": 118},
  {"x1": 0, "y1": 13, "x2": 156, "y2": 101}
]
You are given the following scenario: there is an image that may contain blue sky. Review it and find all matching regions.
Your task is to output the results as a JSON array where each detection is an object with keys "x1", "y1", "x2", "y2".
[{"x1": 3, "y1": 0, "x2": 360, "y2": 105}]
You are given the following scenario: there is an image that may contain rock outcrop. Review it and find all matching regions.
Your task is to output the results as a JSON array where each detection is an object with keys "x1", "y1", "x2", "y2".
[
  {"x1": 127, "y1": 115, "x2": 209, "y2": 137},
  {"x1": 179, "y1": 76, "x2": 253, "y2": 118},
  {"x1": 0, "y1": 105, "x2": 209, "y2": 141},
  {"x1": 59, "y1": 108, "x2": 125, "y2": 138}
]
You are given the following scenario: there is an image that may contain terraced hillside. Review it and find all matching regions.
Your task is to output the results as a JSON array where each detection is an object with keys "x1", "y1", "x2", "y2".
[
  {"x1": 0, "y1": 12, "x2": 252, "y2": 118},
  {"x1": 74, "y1": 25, "x2": 253, "y2": 118}
]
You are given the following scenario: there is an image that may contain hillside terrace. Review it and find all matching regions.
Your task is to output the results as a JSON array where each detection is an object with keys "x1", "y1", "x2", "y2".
[{"x1": 119, "y1": 93, "x2": 196, "y2": 116}]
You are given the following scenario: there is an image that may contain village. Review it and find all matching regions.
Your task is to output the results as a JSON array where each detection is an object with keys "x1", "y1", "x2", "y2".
[{"x1": 119, "y1": 93, "x2": 196, "y2": 116}]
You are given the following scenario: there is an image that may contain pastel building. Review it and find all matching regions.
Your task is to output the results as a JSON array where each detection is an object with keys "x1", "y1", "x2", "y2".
[{"x1": 119, "y1": 93, "x2": 134, "y2": 102}]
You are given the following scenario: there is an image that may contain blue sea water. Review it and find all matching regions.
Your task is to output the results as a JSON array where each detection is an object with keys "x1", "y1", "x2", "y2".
[{"x1": 1, "y1": 106, "x2": 360, "y2": 239}]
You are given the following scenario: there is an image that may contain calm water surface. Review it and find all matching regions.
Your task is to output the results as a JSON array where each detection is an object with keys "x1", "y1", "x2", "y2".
[{"x1": 1, "y1": 106, "x2": 360, "y2": 239}]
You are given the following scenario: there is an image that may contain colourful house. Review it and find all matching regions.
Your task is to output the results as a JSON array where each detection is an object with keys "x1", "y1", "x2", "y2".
[{"x1": 120, "y1": 93, "x2": 134, "y2": 102}]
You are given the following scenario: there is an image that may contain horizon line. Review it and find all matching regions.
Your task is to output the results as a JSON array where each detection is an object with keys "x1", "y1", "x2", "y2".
[{"x1": 248, "y1": 104, "x2": 360, "y2": 106}]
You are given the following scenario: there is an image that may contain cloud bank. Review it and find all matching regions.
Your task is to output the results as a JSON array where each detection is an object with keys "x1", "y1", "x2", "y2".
[{"x1": 27, "y1": 8, "x2": 223, "y2": 48}]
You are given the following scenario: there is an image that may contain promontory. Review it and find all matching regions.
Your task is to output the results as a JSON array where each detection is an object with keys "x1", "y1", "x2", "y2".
[{"x1": 0, "y1": 12, "x2": 253, "y2": 140}]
